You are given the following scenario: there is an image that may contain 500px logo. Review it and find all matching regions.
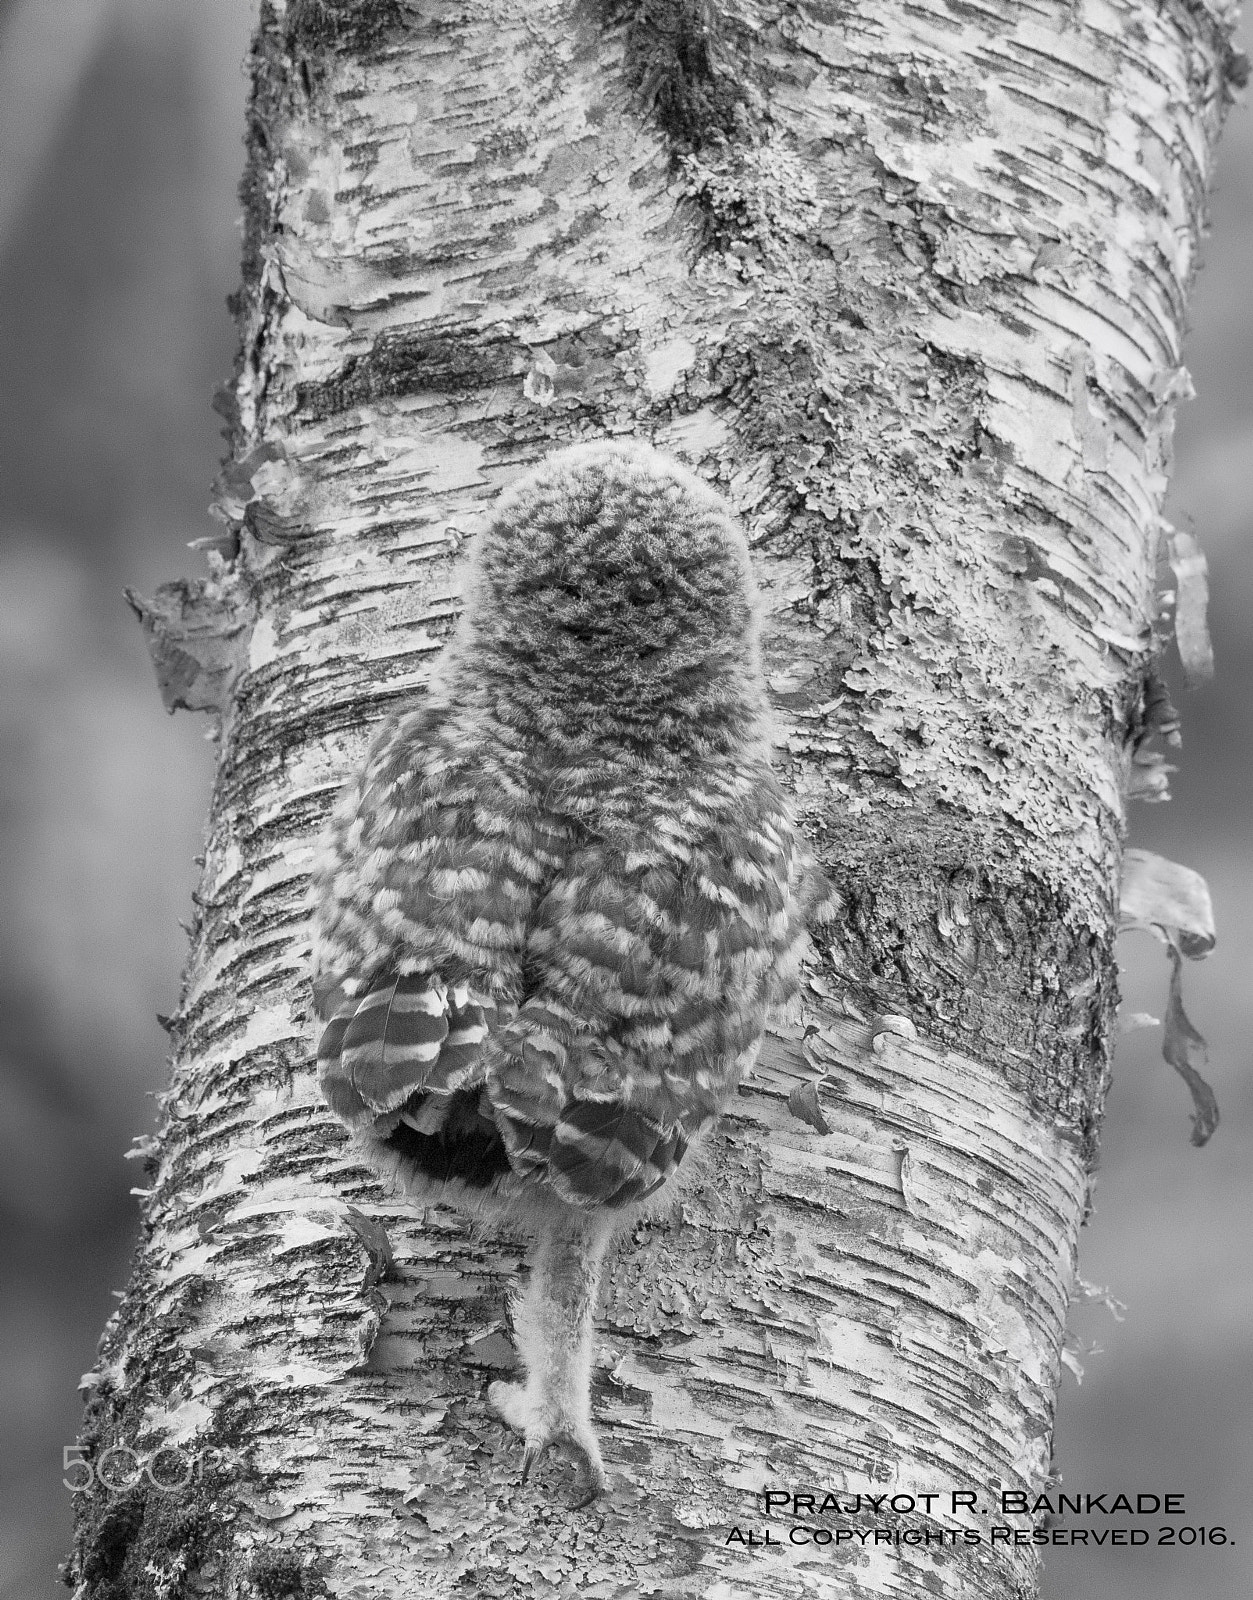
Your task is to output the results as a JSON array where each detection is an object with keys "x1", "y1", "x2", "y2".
[{"x1": 62, "y1": 1444, "x2": 227, "y2": 1494}]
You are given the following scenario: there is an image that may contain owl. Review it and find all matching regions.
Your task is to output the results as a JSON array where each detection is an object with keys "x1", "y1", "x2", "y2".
[{"x1": 311, "y1": 440, "x2": 827, "y2": 1504}]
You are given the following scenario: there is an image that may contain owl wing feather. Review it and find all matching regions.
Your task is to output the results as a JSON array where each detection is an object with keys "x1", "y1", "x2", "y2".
[
  {"x1": 311, "y1": 706, "x2": 552, "y2": 1141},
  {"x1": 316, "y1": 972, "x2": 496, "y2": 1130},
  {"x1": 485, "y1": 778, "x2": 801, "y2": 1208}
]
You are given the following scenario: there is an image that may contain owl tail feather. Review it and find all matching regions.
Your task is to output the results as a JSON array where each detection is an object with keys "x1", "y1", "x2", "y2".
[
  {"x1": 549, "y1": 1101, "x2": 687, "y2": 1208},
  {"x1": 486, "y1": 1005, "x2": 693, "y2": 1209},
  {"x1": 315, "y1": 972, "x2": 493, "y2": 1130},
  {"x1": 490, "y1": 1092, "x2": 688, "y2": 1211}
]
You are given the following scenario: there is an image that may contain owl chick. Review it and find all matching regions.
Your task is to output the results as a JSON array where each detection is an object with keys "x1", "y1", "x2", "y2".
[{"x1": 311, "y1": 440, "x2": 826, "y2": 1505}]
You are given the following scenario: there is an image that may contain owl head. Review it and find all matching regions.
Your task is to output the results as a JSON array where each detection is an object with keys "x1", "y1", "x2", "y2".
[{"x1": 464, "y1": 441, "x2": 761, "y2": 696}]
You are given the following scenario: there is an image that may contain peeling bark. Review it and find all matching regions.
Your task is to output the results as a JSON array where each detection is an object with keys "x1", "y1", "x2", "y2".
[
  {"x1": 126, "y1": 573, "x2": 255, "y2": 717},
  {"x1": 70, "y1": 2, "x2": 1238, "y2": 1597}
]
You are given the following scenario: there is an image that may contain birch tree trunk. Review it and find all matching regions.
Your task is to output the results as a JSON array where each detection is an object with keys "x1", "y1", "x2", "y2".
[{"x1": 68, "y1": 2, "x2": 1241, "y2": 1598}]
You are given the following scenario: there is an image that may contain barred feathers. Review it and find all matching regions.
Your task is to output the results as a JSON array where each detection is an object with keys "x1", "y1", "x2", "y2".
[{"x1": 311, "y1": 441, "x2": 823, "y2": 1212}]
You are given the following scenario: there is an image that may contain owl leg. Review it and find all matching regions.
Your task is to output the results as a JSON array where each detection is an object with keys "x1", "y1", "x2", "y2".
[{"x1": 488, "y1": 1204, "x2": 616, "y2": 1508}]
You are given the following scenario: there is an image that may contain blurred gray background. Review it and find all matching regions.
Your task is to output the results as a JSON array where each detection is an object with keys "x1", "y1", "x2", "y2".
[{"x1": 0, "y1": 3, "x2": 1246, "y2": 1595}]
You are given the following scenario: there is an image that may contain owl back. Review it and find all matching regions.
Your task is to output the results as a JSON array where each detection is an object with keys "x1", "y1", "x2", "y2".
[{"x1": 312, "y1": 710, "x2": 805, "y2": 1210}]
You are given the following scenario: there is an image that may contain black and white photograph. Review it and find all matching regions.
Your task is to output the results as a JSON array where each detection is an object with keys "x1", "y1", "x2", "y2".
[{"x1": 1, "y1": 2, "x2": 1249, "y2": 1597}]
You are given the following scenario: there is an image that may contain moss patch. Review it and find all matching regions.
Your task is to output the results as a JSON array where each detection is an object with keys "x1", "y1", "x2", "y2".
[
  {"x1": 296, "y1": 330, "x2": 519, "y2": 419},
  {"x1": 249, "y1": 1547, "x2": 330, "y2": 1599},
  {"x1": 808, "y1": 816, "x2": 1117, "y2": 1161},
  {"x1": 285, "y1": 0, "x2": 408, "y2": 57},
  {"x1": 74, "y1": 1488, "x2": 214, "y2": 1600},
  {"x1": 611, "y1": 0, "x2": 750, "y2": 151}
]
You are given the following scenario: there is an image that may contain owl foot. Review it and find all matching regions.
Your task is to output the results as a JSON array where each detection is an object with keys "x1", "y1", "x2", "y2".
[{"x1": 488, "y1": 1379, "x2": 605, "y2": 1509}]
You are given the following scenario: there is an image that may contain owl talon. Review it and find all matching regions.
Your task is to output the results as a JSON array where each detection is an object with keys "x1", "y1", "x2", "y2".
[
  {"x1": 490, "y1": 1380, "x2": 604, "y2": 1506},
  {"x1": 567, "y1": 1454, "x2": 605, "y2": 1510},
  {"x1": 520, "y1": 1434, "x2": 604, "y2": 1507}
]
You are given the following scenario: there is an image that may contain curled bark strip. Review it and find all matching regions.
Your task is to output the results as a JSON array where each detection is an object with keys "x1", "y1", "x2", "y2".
[
  {"x1": 1167, "y1": 527, "x2": 1216, "y2": 686},
  {"x1": 1118, "y1": 849, "x2": 1219, "y2": 1142},
  {"x1": 1119, "y1": 848, "x2": 1215, "y2": 958},
  {"x1": 342, "y1": 1206, "x2": 396, "y2": 1289},
  {"x1": 786, "y1": 1079, "x2": 831, "y2": 1134},
  {"x1": 126, "y1": 575, "x2": 254, "y2": 716},
  {"x1": 1164, "y1": 943, "x2": 1220, "y2": 1147}
]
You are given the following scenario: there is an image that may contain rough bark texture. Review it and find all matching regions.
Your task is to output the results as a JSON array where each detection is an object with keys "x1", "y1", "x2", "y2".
[{"x1": 68, "y1": 2, "x2": 1240, "y2": 1598}]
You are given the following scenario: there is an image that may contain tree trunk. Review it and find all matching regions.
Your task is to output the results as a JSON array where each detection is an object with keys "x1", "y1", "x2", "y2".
[{"x1": 68, "y1": 2, "x2": 1241, "y2": 1597}]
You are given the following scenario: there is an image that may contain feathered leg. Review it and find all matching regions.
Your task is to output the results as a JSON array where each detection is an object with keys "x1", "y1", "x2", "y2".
[{"x1": 488, "y1": 1204, "x2": 616, "y2": 1507}]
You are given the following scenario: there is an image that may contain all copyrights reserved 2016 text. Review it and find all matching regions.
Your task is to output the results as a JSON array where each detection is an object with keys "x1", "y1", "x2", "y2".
[{"x1": 717, "y1": 1487, "x2": 1231, "y2": 1552}]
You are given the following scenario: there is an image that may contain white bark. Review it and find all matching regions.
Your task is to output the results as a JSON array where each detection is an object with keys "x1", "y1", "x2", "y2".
[{"x1": 69, "y1": 2, "x2": 1240, "y2": 1597}]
